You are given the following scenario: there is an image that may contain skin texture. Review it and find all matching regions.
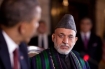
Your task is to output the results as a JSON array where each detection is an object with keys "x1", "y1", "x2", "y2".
[
  {"x1": 52, "y1": 28, "x2": 78, "y2": 55},
  {"x1": 80, "y1": 18, "x2": 92, "y2": 33},
  {"x1": 18, "y1": 6, "x2": 41, "y2": 43},
  {"x1": 21, "y1": 6, "x2": 41, "y2": 43}
]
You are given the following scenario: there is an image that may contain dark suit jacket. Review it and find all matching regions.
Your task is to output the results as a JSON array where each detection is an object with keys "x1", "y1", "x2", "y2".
[
  {"x1": 28, "y1": 35, "x2": 54, "y2": 48},
  {"x1": 73, "y1": 32, "x2": 102, "y2": 69},
  {"x1": 0, "y1": 29, "x2": 30, "y2": 69}
]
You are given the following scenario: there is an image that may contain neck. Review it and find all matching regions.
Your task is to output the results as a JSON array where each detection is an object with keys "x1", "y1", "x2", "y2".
[{"x1": 2, "y1": 27, "x2": 22, "y2": 45}]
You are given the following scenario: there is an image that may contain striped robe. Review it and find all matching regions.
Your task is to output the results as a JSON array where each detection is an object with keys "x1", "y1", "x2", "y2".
[{"x1": 30, "y1": 48, "x2": 90, "y2": 69}]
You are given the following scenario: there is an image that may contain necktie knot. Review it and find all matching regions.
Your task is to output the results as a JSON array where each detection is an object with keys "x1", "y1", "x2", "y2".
[{"x1": 13, "y1": 48, "x2": 18, "y2": 57}]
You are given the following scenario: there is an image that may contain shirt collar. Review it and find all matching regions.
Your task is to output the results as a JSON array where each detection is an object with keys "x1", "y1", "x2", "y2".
[
  {"x1": 39, "y1": 34, "x2": 47, "y2": 37},
  {"x1": 81, "y1": 31, "x2": 91, "y2": 39},
  {"x1": 2, "y1": 31, "x2": 18, "y2": 54},
  {"x1": 39, "y1": 33, "x2": 47, "y2": 36}
]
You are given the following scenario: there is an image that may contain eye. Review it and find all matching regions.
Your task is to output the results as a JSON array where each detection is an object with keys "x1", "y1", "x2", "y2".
[
  {"x1": 68, "y1": 36, "x2": 73, "y2": 39},
  {"x1": 58, "y1": 34, "x2": 64, "y2": 38}
]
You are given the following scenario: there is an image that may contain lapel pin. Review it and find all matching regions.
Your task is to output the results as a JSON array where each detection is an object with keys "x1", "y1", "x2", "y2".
[{"x1": 20, "y1": 56, "x2": 24, "y2": 60}]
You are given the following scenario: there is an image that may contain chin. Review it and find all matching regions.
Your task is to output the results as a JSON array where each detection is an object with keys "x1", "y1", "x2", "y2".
[
  {"x1": 59, "y1": 49, "x2": 71, "y2": 55},
  {"x1": 55, "y1": 47, "x2": 72, "y2": 55},
  {"x1": 24, "y1": 38, "x2": 30, "y2": 44},
  {"x1": 54, "y1": 41, "x2": 73, "y2": 55}
]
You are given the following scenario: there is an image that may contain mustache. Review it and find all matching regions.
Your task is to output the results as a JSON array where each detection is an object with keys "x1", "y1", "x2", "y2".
[{"x1": 60, "y1": 43, "x2": 69, "y2": 47}]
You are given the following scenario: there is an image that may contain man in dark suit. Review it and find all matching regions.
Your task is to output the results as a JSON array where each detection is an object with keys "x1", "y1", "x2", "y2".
[
  {"x1": 73, "y1": 17, "x2": 102, "y2": 69},
  {"x1": 0, "y1": 0, "x2": 41, "y2": 69},
  {"x1": 28, "y1": 20, "x2": 53, "y2": 49}
]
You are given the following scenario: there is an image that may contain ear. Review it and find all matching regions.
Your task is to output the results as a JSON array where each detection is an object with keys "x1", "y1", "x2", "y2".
[
  {"x1": 52, "y1": 34, "x2": 55, "y2": 42},
  {"x1": 18, "y1": 22, "x2": 26, "y2": 35}
]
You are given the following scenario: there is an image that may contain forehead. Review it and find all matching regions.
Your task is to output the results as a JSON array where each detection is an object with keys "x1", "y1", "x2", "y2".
[
  {"x1": 39, "y1": 22, "x2": 46, "y2": 26},
  {"x1": 81, "y1": 18, "x2": 91, "y2": 24},
  {"x1": 55, "y1": 28, "x2": 76, "y2": 35}
]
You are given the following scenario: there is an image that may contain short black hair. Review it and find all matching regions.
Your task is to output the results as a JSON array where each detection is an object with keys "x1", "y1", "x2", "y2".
[
  {"x1": 39, "y1": 20, "x2": 47, "y2": 26},
  {"x1": 80, "y1": 17, "x2": 92, "y2": 24},
  {"x1": 0, "y1": 0, "x2": 39, "y2": 27}
]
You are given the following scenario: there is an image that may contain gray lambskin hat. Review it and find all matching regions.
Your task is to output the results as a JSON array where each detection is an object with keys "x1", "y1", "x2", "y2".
[{"x1": 55, "y1": 14, "x2": 77, "y2": 32}]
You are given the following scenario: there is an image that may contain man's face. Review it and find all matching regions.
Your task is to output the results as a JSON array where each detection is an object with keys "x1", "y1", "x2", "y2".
[
  {"x1": 21, "y1": 6, "x2": 41, "y2": 43},
  {"x1": 80, "y1": 18, "x2": 92, "y2": 33},
  {"x1": 37, "y1": 23, "x2": 47, "y2": 34},
  {"x1": 52, "y1": 28, "x2": 78, "y2": 55}
]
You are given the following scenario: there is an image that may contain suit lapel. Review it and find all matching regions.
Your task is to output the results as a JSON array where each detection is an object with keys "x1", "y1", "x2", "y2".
[
  {"x1": 19, "y1": 43, "x2": 29, "y2": 69},
  {"x1": 0, "y1": 30, "x2": 12, "y2": 69},
  {"x1": 0, "y1": 29, "x2": 29, "y2": 69},
  {"x1": 78, "y1": 34, "x2": 84, "y2": 49},
  {"x1": 19, "y1": 51, "x2": 28, "y2": 69},
  {"x1": 87, "y1": 33, "x2": 93, "y2": 49}
]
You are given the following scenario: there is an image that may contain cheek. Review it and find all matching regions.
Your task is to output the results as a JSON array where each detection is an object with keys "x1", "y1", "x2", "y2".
[
  {"x1": 88, "y1": 26, "x2": 92, "y2": 29},
  {"x1": 69, "y1": 39, "x2": 76, "y2": 45},
  {"x1": 53, "y1": 37, "x2": 61, "y2": 45},
  {"x1": 81, "y1": 26, "x2": 85, "y2": 30},
  {"x1": 31, "y1": 22, "x2": 39, "y2": 33},
  {"x1": 56, "y1": 38, "x2": 63, "y2": 46},
  {"x1": 33, "y1": 22, "x2": 37, "y2": 29}
]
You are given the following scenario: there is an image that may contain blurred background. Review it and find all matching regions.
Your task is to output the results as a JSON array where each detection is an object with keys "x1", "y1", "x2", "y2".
[
  {"x1": 0, "y1": 0, "x2": 104, "y2": 38},
  {"x1": 36, "y1": 0, "x2": 104, "y2": 39}
]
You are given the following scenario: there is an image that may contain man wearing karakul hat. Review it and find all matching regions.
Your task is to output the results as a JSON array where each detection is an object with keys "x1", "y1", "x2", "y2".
[{"x1": 30, "y1": 14, "x2": 90, "y2": 69}]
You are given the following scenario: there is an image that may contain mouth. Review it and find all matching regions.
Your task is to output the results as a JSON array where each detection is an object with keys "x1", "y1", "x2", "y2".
[{"x1": 60, "y1": 46, "x2": 69, "y2": 49}]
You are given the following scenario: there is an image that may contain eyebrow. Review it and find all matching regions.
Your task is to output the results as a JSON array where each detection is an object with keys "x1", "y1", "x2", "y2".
[
  {"x1": 59, "y1": 33, "x2": 73, "y2": 36},
  {"x1": 59, "y1": 33, "x2": 65, "y2": 35}
]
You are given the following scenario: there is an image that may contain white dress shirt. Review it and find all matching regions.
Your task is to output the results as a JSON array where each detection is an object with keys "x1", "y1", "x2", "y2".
[
  {"x1": 81, "y1": 31, "x2": 91, "y2": 41},
  {"x1": 2, "y1": 31, "x2": 18, "y2": 67},
  {"x1": 38, "y1": 34, "x2": 48, "y2": 49}
]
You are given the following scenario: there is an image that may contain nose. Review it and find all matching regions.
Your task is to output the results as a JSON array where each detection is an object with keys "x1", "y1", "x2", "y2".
[{"x1": 62, "y1": 36, "x2": 68, "y2": 44}]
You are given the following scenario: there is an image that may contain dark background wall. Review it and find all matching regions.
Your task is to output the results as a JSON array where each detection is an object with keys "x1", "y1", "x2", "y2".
[{"x1": 50, "y1": 0, "x2": 96, "y2": 33}]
